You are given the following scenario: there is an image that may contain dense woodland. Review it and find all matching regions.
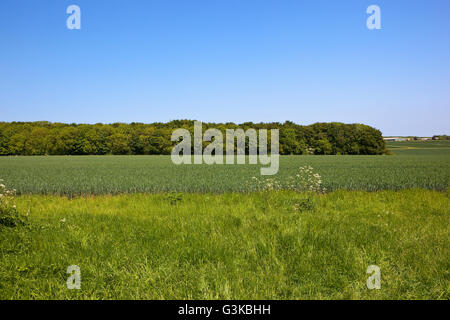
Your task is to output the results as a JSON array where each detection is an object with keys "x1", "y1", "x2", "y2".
[{"x1": 0, "y1": 121, "x2": 386, "y2": 156}]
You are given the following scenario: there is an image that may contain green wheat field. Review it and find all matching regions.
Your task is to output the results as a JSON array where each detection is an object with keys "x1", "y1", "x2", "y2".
[
  {"x1": 0, "y1": 141, "x2": 449, "y2": 299},
  {"x1": 1, "y1": 141, "x2": 449, "y2": 194}
]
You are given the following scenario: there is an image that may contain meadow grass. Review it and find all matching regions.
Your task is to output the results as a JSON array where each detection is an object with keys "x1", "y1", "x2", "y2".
[{"x1": 1, "y1": 190, "x2": 448, "y2": 299}]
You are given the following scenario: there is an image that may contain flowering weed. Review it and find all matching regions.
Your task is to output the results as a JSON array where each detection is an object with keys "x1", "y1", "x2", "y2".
[
  {"x1": 0, "y1": 179, "x2": 26, "y2": 227},
  {"x1": 248, "y1": 166, "x2": 326, "y2": 193}
]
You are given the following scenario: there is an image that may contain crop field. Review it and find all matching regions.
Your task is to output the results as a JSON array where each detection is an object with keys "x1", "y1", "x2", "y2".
[
  {"x1": 386, "y1": 140, "x2": 450, "y2": 150},
  {"x1": 0, "y1": 141, "x2": 449, "y2": 194}
]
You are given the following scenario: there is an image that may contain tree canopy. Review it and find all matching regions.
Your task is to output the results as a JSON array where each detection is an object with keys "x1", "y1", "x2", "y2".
[{"x1": 0, "y1": 121, "x2": 386, "y2": 156}]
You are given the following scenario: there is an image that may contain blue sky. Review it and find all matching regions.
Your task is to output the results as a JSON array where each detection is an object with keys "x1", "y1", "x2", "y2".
[{"x1": 1, "y1": 0, "x2": 449, "y2": 136}]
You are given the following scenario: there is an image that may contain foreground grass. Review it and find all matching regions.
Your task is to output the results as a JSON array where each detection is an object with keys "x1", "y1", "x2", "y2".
[{"x1": 1, "y1": 190, "x2": 448, "y2": 299}]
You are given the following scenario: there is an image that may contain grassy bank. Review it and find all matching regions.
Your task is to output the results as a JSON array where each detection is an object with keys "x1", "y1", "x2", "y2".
[{"x1": 1, "y1": 189, "x2": 448, "y2": 299}]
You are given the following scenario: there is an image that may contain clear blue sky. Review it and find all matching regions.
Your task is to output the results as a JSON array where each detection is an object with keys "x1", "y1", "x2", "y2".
[{"x1": 1, "y1": 0, "x2": 449, "y2": 136}]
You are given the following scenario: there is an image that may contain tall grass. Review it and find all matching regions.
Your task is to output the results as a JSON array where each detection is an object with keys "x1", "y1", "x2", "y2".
[{"x1": 1, "y1": 190, "x2": 448, "y2": 299}]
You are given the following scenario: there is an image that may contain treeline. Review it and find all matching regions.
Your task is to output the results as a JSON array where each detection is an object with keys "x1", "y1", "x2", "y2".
[
  {"x1": 432, "y1": 135, "x2": 450, "y2": 140},
  {"x1": 0, "y1": 121, "x2": 386, "y2": 156}
]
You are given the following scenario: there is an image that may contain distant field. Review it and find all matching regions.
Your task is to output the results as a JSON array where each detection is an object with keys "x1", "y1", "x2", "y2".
[
  {"x1": 0, "y1": 141, "x2": 449, "y2": 194},
  {"x1": 386, "y1": 140, "x2": 450, "y2": 150},
  {"x1": 1, "y1": 190, "x2": 448, "y2": 299}
]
